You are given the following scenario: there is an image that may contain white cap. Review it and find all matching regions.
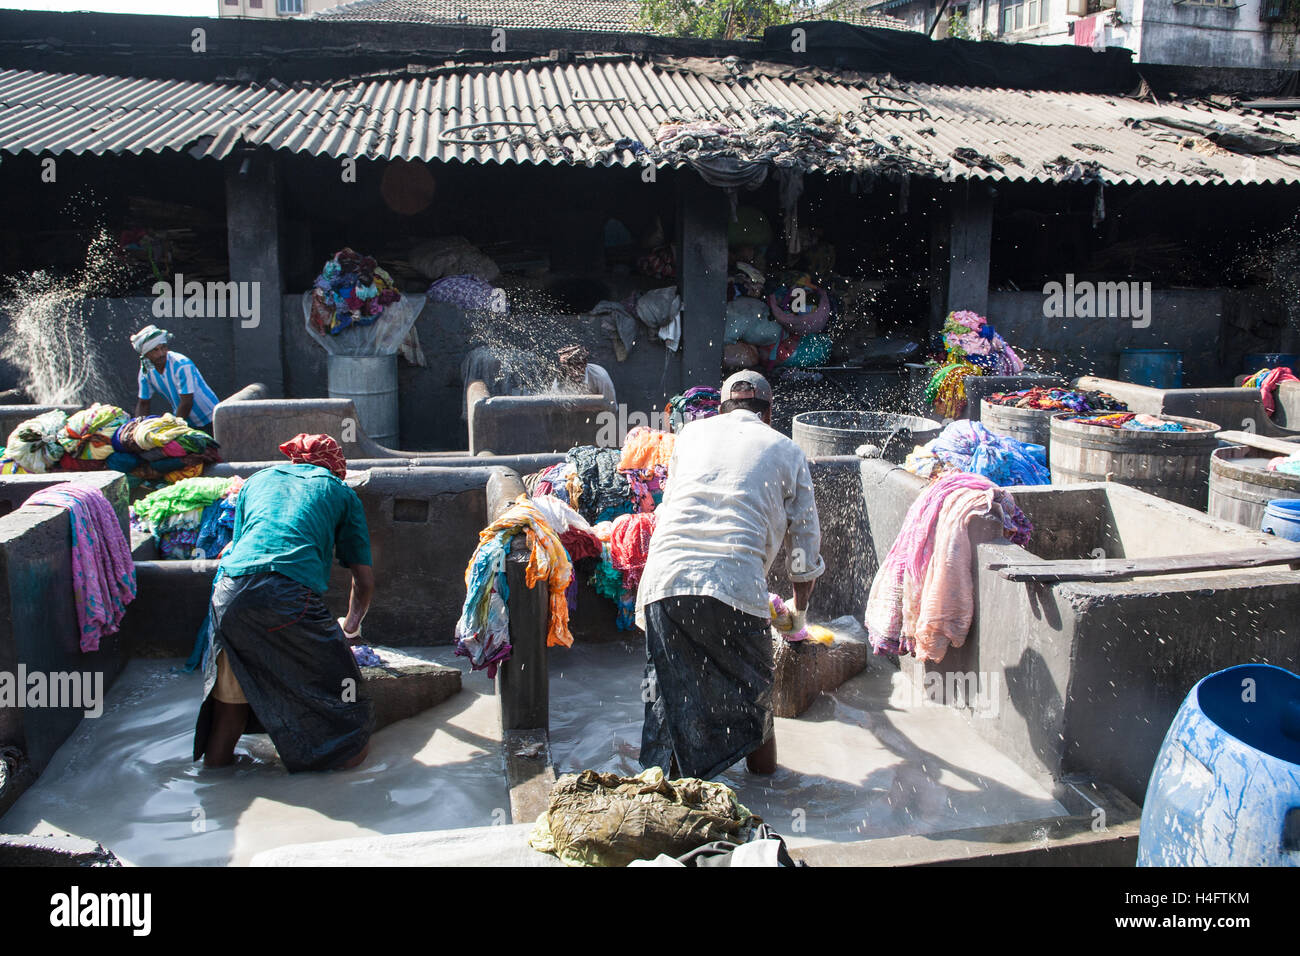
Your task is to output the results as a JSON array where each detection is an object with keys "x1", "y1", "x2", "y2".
[{"x1": 721, "y1": 369, "x2": 773, "y2": 404}]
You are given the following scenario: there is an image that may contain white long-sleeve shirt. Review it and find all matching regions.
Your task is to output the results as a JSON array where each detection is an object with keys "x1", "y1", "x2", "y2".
[{"x1": 634, "y1": 409, "x2": 825, "y2": 629}]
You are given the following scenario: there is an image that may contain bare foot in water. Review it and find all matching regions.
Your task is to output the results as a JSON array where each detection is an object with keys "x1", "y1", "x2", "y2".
[
  {"x1": 338, "y1": 741, "x2": 371, "y2": 770},
  {"x1": 746, "y1": 737, "x2": 777, "y2": 775}
]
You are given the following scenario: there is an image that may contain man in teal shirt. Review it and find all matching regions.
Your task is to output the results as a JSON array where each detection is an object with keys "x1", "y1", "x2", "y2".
[{"x1": 195, "y1": 433, "x2": 376, "y2": 772}]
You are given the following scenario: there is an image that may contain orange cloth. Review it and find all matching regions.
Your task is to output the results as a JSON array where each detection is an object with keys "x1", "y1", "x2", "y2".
[
  {"x1": 476, "y1": 495, "x2": 574, "y2": 649},
  {"x1": 618, "y1": 426, "x2": 676, "y2": 472}
]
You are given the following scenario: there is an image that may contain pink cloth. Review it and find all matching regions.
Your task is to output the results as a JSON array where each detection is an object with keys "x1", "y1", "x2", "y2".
[
  {"x1": 1073, "y1": 14, "x2": 1099, "y2": 48},
  {"x1": 1258, "y1": 367, "x2": 1299, "y2": 416},
  {"x1": 27, "y1": 483, "x2": 136, "y2": 652},
  {"x1": 865, "y1": 473, "x2": 1031, "y2": 663}
]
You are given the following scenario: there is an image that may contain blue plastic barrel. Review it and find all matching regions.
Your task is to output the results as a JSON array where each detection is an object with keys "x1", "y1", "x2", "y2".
[
  {"x1": 1118, "y1": 349, "x2": 1184, "y2": 389},
  {"x1": 1261, "y1": 499, "x2": 1300, "y2": 541},
  {"x1": 1244, "y1": 353, "x2": 1299, "y2": 374},
  {"x1": 1138, "y1": 663, "x2": 1300, "y2": 866}
]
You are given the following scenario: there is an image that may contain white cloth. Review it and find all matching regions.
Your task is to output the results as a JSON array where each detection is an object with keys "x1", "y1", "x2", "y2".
[
  {"x1": 634, "y1": 409, "x2": 824, "y2": 629},
  {"x1": 530, "y1": 495, "x2": 592, "y2": 536},
  {"x1": 549, "y1": 363, "x2": 617, "y2": 406}
]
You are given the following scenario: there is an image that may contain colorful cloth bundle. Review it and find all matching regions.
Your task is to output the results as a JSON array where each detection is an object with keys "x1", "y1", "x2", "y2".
[
  {"x1": 941, "y1": 310, "x2": 1024, "y2": 377},
  {"x1": 865, "y1": 473, "x2": 1031, "y2": 663},
  {"x1": 5, "y1": 410, "x2": 70, "y2": 473},
  {"x1": 308, "y1": 247, "x2": 402, "y2": 335},
  {"x1": 109, "y1": 413, "x2": 222, "y2": 481},
  {"x1": 1244, "y1": 367, "x2": 1299, "y2": 416},
  {"x1": 566, "y1": 446, "x2": 634, "y2": 524},
  {"x1": 27, "y1": 483, "x2": 136, "y2": 653},
  {"x1": 988, "y1": 387, "x2": 1127, "y2": 413},
  {"x1": 426, "y1": 275, "x2": 505, "y2": 313},
  {"x1": 609, "y1": 512, "x2": 657, "y2": 590},
  {"x1": 618, "y1": 426, "x2": 676, "y2": 473},
  {"x1": 60, "y1": 404, "x2": 129, "y2": 461},
  {"x1": 1069, "y1": 412, "x2": 1199, "y2": 432},
  {"x1": 925, "y1": 360, "x2": 983, "y2": 419},
  {"x1": 906, "y1": 421, "x2": 1050, "y2": 486},
  {"x1": 665, "y1": 387, "x2": 721, "y2": 434},
  {"x1": 456, "y1": 496, "x2": 574, "y2": 676},
  {"x1": 352, "y1": 645, "x2": 384, "y2": 668},
  {"x1": 131, "y1": 476, "x2": 238, "y2": 534}
]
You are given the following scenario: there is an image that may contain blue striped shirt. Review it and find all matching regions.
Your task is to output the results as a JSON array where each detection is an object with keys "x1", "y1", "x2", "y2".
[{"x1": 137, "y1": 351, "x2": 219, "y2": 427}]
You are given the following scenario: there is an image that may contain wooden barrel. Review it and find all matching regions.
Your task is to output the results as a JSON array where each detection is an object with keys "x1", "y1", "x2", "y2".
[
  {"x1": 1208, "y1": 444, "x2": 1300, "y2": 529},
  {"x1": 980, "y1": 399, "x2": 1054, "y2": 458},
  {"x1": 1049, "y1": 413, "x2": 1221, "y2": 509}
]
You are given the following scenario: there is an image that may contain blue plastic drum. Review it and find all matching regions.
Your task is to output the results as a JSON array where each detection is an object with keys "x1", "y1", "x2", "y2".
[
  {"x1": 1261, "y1": 499, "x2": 1300, "y2": 542},
  {"x1": 1138, "y1": 663, "x2": 1300, "y2": 866},
  {"x1": 1244, "y1": 353, "x2": 1299, "y2": 374},
  {"x1": 1118, "y1": 348, "x2": 1184, "y2": 389}
]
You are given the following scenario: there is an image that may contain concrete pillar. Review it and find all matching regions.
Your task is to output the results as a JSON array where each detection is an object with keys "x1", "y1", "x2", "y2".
[
  {"x1": 676, "y1": 173, "x2": 728, "y2": 391},
  {"x1": 930, "y1": 184, "x2": 994, "y2": 332},
  {"x1": 225, "y1": 153, "x2": 285, "y2": 396}
]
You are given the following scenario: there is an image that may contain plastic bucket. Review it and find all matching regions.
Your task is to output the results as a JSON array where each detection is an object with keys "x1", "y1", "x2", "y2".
[
  {"x1": 1138, "y1": 663, "x2": 1300, "y2": 866},
  {"x1": 1261, "y1": 499, "x2": 1300, "y2": 541},
  {"x1": 1244, "y1": 352, "x2": 1299, "y2": 374},
  {"x1": 1118, "y1": 348, "x2": 1183, "y2": 389}
]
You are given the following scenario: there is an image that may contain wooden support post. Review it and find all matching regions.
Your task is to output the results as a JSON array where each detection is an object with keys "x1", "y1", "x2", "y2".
[{"x1": 677, "y1": 173, "x2": 728, "y2": 390}]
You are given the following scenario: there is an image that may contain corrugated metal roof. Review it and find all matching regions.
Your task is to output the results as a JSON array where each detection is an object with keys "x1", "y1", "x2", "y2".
[
  {"x1": 307, "y1": 0, "x2": 645, "y2": 33},
  {"x1": 3, "y1": 57, "x2": 1300, "y2": 185}
]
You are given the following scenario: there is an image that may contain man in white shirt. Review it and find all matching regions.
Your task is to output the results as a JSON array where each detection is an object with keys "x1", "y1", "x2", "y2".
[
  {"x1": 551, "y1": 344, "x2": 617, "y2": 406},
  {"x1": 131, "y1": 325, "x2": 220, "y2": 431},
  {"x1": 635, "y1": 370, "x2": 824, "y2": 779}
]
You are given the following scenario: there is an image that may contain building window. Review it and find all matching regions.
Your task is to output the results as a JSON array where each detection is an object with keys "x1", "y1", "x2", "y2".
[
  {"x1": 1002, "y1": 0, "x2": 1048, "y2": 31},
  {"x1": 249, "y1": 0, "x2": 262, "y2": 8},
  {"x1": 277, "y1": 0, "x2": 303, "y2": 11}
]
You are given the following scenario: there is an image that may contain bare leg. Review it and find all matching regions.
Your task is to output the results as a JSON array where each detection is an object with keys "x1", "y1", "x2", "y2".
[
  {"x1": 338, "y1": 739, "x2": 371, "y2": 770},
  {"x1": 746, "y1": 736, "x2": 777, "y2": 775},
  {"x1": 203, "y1": 701, "x2": 250, "y2": 767}
]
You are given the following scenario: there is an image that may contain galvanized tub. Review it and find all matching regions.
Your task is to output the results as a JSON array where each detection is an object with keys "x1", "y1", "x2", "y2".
[
  {"x1": 327, "y1": 354, "x2": 399, "y2": 448},
  {"x1": 1208, "y1": 444, "x2": 1300, "y2": 530},
  {"x1": 792, "y1": 411, "x2": 941, "y2": 464},
  {"x1": 1049, "y1": 412, "x2": 1220, "y2": 509}
]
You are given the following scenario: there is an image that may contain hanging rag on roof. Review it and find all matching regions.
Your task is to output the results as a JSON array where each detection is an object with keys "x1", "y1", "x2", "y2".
[
  {"x1": 455, "y1": 496, "x2": 574, "y2": 676},
  {"x1": 865, "y1": 473, "x2": 1031, "y2": 663},
  {"x1": 27, "y1": 483, "x2": 136, "y2": 653},
  {"x1": 1244, "y1": 367, "x2": 1300, "y2": 417}
]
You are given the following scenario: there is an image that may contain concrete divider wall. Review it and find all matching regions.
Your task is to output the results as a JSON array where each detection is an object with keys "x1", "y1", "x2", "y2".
[
  {"x1": 0, "y1": 472, "x2": 133, "y2": 815},
  {"x1": 467, "y1": 391, "x2": 615, "y2": 456},
  {"x1": 908, "y1": 482, "x2": 1300, "y2": 803}
]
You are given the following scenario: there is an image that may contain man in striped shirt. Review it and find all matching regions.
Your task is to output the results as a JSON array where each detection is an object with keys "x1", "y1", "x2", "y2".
[{"x1": 131, "y1": 325, "x2": 220, "y2": 431}]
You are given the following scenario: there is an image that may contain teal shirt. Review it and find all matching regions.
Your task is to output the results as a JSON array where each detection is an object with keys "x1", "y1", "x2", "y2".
[{"x1": 219, "y1": 463, "x2": 372, "y2": 594}]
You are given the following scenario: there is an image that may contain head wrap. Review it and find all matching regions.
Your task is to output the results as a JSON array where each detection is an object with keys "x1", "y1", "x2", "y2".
[
  {"x1": 130, "y1": 325, "x2": 171, "y2": 356},
  {"x1": 557, "y1": 345, "x2": 590, "y2": 371},
  {"x1": 279, "y1": 433, "x2": 347, "y2": 479}
]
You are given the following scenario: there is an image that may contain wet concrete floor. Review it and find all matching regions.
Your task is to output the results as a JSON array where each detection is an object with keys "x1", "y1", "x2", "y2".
[
  {"x1": 0, "y1": 648, "x2": 507, "y2": 866},
  {"x1": 549, "y1": 632, "x2": 1067, "y2": 847}
]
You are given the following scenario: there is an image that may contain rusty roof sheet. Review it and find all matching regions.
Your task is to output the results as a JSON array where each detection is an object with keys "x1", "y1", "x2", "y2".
[{"x1": 3, "y1": 57, "x2": 1300, "y2": 185}]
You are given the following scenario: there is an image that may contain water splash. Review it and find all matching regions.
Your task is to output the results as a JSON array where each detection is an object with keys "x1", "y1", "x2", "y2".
[{"x1": 0, "y1": 230, "x2": 125, "y2": 405}]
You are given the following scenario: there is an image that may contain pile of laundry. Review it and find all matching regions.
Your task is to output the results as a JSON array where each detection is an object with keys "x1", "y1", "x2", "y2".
[
  {"x1": 425, "y1": 274, "x2": 508, "y2": 314},
  {"x1": 720, "y1": 265, "x2": 838, "y2": 375},
  {"x1": 2, "y1": 406, "x2": 221, "y2": 483},
  {"x1": 904, "y1": 420, "x2": 1050, "y2": 486},
  {"x1": 1068, "y1": 412, "x2": 1204, "y2": 432},
  {"x1": 588, "y1": 286, "x2": 682, "y2": 360},
  {"x1": 987, "y1": 387, "x2": 1127, "y2": 413},
  {"x1": 529, "y1": 768, "x2": 760, "y2": 867},
  {"x1": 1244, "y1": 366, "x2": 1299, "y2": 417},
  {"x1": 664, "y1": 387, "x2": 720, "y2": 434},
  {"x1": 866, "y1": 472, "x2": 1032, "y2": 663},
  {"x1": 454, "y1": 495, "x2": 574, "y2": 677},
  {"x1": 130, "y1": 475, "x2": 243, "y2": 560},
  {"x1": 925, "y1": 311, "x2": 1025, "y2": 418},
  {"x1": 308, "y1": 247, "x2": 403, "y2": 335}
]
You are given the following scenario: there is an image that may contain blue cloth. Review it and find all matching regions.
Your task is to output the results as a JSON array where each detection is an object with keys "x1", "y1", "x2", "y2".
[
  {"x1": 137, "y1": 351, "x2": 219, "y2": 428},
  {"x1": 929, "y1": 421, "x2": 1050, "y2": 487},
  {"x1": 219, "y1": 464, "x2": 371, "y2": 595}
]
